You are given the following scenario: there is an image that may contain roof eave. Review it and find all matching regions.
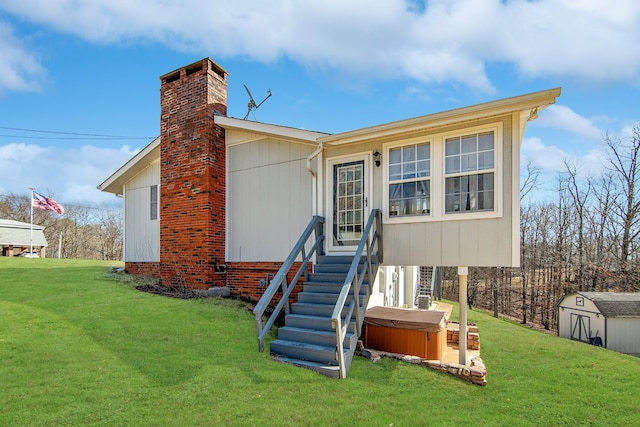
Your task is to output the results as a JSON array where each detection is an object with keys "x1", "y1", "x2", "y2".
[
  {"x1": 214, "y1": 116, "x2": 329, "y2": 145},
  {"x1": 319, "y1": 87, "x2": 562, "y2": 145},
  {"x1": 98, "y1": 137, "x2": 161, "y2": 195}
]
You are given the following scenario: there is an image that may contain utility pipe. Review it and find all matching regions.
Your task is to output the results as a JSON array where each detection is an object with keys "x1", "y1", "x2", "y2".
[{"x1": 306, "y1": 142, "x2": 323, "y2": 216}]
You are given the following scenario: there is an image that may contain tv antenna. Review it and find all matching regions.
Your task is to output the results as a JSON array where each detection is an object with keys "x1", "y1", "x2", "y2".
[{"x1": 243, "y1": 84, "x2": 272, "y2": 120}]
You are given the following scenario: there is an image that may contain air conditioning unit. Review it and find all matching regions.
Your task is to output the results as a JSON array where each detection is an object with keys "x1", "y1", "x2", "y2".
[{"x1": 417, "y1": 295, "x2": 431, "y2": 309}]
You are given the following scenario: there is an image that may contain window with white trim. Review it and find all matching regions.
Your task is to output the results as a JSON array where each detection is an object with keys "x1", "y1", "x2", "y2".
[
  {"x1": 444, "y1": 131, "x2": 494, "y2": 213},
  {"x1": 150, "y1": 185, "x2": 159, "y2": 220},
  {"x1": 388, "y1": 142, "x2": 430, "y2": 217}
]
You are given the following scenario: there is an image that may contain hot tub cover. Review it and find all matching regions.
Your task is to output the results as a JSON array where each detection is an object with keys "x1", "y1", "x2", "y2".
[{"x1": 364, "y1": 306, "x2": 446, "y2": 332}]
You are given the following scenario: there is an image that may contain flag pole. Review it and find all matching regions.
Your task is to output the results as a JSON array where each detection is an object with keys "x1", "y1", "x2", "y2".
[{"x1": 29, "y1": 187, "x2": 35, "y2": 256}]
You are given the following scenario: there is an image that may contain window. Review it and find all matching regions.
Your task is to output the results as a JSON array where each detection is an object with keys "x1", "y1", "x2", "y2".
[
  {"x1": 445, "y1": 131, "x2": 494, "y2": 213},
  {"x1": 150, "y1": 185, "x2": 158, "y2": 220},
  {"x1": 388, "y1": 142, "x2": 430, "y2": 217}
]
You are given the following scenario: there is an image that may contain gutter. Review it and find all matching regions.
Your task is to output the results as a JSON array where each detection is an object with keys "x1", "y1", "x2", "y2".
[{"x1": 306, "y1": 142, "x2": 323, "y2": 176}]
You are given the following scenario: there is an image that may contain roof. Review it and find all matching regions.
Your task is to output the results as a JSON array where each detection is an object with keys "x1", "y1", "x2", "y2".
[
  {"x1": 214, "y1": 116, "x2": 329, "y2": 144},
  {"x1": 98, "y1": 136, "x2": 160, "y2": 195},
  {"x1": 217, "y1": 87, "x2": 560, "y2": 146},
  {"x1": 319, "y1": 87, "x2": 561, "y2": 145},
  {"x1": 99, "y1": 87, "x2": 561, "y2": 195},
  {"x1": 579, "y1": 292, "x2": 640, "y2": 318},
  {"x1": 0, "y1": 219, "x2": 48, "y2": 247}
]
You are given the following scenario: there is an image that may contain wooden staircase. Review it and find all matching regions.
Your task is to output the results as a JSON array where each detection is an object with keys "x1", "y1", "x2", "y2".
[{"x1": 269, "y1": 255, "x2": 376, "y2": 378}]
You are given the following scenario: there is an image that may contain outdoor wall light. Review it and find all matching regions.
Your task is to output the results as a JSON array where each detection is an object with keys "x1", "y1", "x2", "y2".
[{"x1": 373, "y1": 151, "x2": 382, "y2": 167}]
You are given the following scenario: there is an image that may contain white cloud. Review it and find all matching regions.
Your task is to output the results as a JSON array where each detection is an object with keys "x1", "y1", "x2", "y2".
[
  {"x1": 522, "y1": 136, "x2": 606, "y2": 177},
  {"x1": 522, "y1": 136, "x2": 568, "y2": 173},
  {"x1": 0, "y1": 143, "x2": 139, "y2": 206},
  {"x1": 1, "y1": 0, "x2": 639, "y2": 93},
  {"x1": 0, "y1": 22, "x2": 45, "y2": 93},
  {"x1": 537, "y1": 105, "x2": 605, "y2": 142}
]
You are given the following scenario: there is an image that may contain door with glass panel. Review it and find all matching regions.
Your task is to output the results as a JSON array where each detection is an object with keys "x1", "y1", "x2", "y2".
[{"x1": 327, "y1": 155, "x2": 371, "y2": 252}]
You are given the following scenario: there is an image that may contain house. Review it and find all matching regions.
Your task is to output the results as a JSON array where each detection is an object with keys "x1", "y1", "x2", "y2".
[
  {"x1": 99, "y1": 58, "x2": 560, "y2": 377},
  {"x1": 557, "y1": 292, "x2": 640, "y2": 357},
  {"x1": 0, "y1": 219, "x2": 48, "y2": 257}
]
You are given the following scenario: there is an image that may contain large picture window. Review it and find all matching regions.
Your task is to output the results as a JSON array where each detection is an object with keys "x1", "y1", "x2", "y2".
[
  {"x1": 445, "y1": 131, "x2": 494, "y2": 213},
  {"x1": 388, "y1": 142, "x2": 430, "y2": 217}
]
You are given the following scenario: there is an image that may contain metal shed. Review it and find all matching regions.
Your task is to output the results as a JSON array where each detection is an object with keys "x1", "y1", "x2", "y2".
[
  {"x1": 0, "y1": 219, "x2": 48, "y2": 257},
  {"x1": 557, "y1": 292, "x2": 640, "y2": 357}
]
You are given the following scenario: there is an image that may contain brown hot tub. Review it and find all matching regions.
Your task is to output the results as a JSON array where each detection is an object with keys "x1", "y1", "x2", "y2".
[{"x1": 363, "y1": 306, "x2": 447, "y2": 360}]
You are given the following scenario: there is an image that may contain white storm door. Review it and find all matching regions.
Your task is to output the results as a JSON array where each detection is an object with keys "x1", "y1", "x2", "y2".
[{"x1": 327, "y1": 154, "x2": 372, "y2": 253}]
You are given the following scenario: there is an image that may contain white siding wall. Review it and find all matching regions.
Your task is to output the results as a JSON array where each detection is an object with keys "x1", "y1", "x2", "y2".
[
  {"x1": 227, "y1": 138, "x2": 315, "y2": 262},
  {"x1": 606, "y1": 318, "x2": 640, "y2": 355},
  {"x1": 124, "y1": 161, "x2": 160, "y2": 262},
  {"x1": 323, "y1": 115, "x2": 518, "y2": 267}
]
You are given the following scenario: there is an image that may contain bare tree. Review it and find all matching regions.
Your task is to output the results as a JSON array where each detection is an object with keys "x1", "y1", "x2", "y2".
[
  {"x1": 605, "y1": 125, "x2": 640, "y2": 290},
  {"x1": 563, "y1": 158, "x2": 591, "y2": 291}
]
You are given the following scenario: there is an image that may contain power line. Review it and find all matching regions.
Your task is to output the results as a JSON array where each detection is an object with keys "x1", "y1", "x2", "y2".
[
  {"x1": 0, "y1": 125, "x2": 155, "y2": 140},
  {"x1": 0, "y1": 134, "x2": 152, "y2": 140}
]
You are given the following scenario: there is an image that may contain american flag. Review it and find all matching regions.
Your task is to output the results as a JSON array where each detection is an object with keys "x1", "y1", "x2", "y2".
[{"x1": 32, "y1": 191, "x2": 64, "y2": 215}]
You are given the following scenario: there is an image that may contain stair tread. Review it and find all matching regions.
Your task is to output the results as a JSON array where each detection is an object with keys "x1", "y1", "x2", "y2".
[
  {"x1": 279, "y1": 325, "x2": 355, "y2": 337},
  {"x1": 271, "y1": 339, "x2": 335, "y2": 352}
]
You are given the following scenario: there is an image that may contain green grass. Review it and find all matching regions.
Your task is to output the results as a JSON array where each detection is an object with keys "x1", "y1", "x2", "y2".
[{"x1": 1, "y1": 258, "x2": 639, "y2": 426}]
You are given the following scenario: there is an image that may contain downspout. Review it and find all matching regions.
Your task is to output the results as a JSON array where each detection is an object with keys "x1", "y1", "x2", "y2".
[{"x1": 306, "y1": 142, "x2": 323, "y2": 216}]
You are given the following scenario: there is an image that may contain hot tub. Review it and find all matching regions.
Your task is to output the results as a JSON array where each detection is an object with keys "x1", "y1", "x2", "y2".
[{"x1": 364, "y1": 306, "x2": 447, "y2": 360}]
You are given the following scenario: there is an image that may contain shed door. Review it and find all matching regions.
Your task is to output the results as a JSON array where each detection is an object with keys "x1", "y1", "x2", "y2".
[{"x1": 570, "y1": 313, "x2": 591, "y2": 343}]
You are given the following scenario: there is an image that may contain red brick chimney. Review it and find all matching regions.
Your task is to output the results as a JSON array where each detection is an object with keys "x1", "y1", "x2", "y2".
[{"x1": 159, "y1": 58, "x2": 227, "y2": 289}]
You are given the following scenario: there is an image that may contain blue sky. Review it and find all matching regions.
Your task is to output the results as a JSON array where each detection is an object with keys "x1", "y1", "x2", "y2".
[{"x1": 1, "y1": 0, "x2": 638, "y2": 207}]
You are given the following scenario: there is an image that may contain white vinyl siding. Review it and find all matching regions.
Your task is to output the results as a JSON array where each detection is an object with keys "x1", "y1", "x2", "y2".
[
  {"x1": 227, "y1": 137, "x2": 315, "y2": 262},
  {"x1": 607, "y1": 318, "x2": 640, "y2": 355},
  {"x1": 380, "y1": 119, "x2": 511, "y2": 267},
  {"x1": 124, "y1": 161, "x2": 160, "y2": 262}
]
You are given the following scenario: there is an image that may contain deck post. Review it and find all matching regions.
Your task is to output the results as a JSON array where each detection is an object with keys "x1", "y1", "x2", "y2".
[{"x1": 458, "y1": 266, "x2": 468, "y2": 365}]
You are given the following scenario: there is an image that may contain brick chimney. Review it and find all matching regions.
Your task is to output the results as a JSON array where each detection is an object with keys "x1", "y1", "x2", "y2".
[{"x1": 159, "y1": 58, "x2": 227, "y2": 289}]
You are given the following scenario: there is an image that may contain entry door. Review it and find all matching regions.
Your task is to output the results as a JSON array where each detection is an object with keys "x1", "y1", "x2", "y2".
[
  {"x1": 570, "y1": 313, "x2": 590, "y2": 343},
  {"x1": 327, "y1": 154, "x2": 372, "y2": 253}
]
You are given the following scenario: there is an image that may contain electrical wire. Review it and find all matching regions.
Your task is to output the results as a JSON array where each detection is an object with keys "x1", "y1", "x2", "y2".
[{"x1": 0, "y1": 126, "x2": 155, "y2": 140}]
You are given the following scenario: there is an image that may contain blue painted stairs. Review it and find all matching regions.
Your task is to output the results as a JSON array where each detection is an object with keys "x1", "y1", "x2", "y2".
[{"x1": 269, "y1": 255, "x2": 376, "y2": 378}]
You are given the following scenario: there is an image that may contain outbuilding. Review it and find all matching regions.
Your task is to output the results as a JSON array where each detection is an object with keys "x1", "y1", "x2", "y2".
[
  {"x1": 557, "y1": 292, "x2": 640, "y2": 357},
  {"x1": 0, "y1": 219, "x2": 48, "y2": 257}
]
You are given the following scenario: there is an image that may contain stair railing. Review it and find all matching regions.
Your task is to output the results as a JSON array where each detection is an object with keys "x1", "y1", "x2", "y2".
[
  {"x1": 254, "y1": 216, "x2": 325, "y2": 352},
  {"x1": 331, "y1": 209, "x2": 382, "y2": 378}
]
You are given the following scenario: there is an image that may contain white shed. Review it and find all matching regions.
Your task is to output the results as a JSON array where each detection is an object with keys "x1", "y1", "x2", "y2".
[{"x1": 557, "y1": 292, "x2": 640, "y2": 357}]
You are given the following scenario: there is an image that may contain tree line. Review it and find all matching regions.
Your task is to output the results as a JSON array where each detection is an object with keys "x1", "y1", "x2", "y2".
[
  {"x1": 0, "y1": 194, "x2": 122, "y2": 261},
  {"x1": 441, "y1": 124, "x2": 640, "y2": 331}
]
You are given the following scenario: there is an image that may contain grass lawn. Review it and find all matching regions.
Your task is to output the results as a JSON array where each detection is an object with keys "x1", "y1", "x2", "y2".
[{"x1": 1, "y1": 258, "x2": 639, "y2": 426}]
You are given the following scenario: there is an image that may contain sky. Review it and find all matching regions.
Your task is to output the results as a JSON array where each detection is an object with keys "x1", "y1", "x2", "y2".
[{"x1": 0, "y1": 0, "x2": 639, "y2": 208}]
